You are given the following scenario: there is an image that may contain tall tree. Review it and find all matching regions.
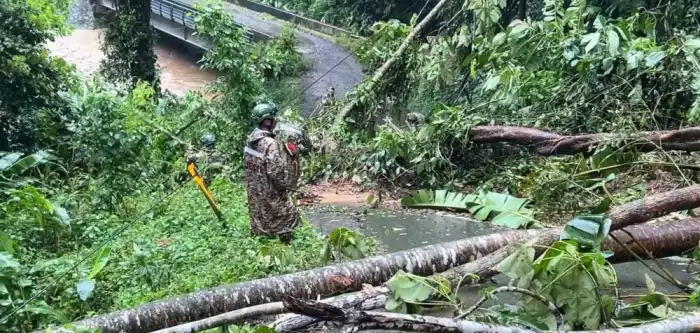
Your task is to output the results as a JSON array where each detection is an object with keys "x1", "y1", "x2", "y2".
[
  {"x1": 100, "y1": 0, "x2": 160, "y2": 92},
  {"x1": 0, "y1": 0, "x2": 74, "y2": 151}
]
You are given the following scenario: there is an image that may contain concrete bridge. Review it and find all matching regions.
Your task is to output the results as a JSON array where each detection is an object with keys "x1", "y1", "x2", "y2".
[{"x1": 95, "y1": 0, "x2": 365, "y2": 114}]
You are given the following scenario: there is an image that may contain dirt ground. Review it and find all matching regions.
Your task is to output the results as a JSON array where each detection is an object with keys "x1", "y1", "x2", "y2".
[{"x1": 298, "y1": 181, "x2": 405, "y2": 210}]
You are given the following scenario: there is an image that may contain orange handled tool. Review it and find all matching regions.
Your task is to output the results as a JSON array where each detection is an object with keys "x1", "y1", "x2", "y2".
[{"x1": 187, "y1": 161, "x2": 224, "y2": 220}]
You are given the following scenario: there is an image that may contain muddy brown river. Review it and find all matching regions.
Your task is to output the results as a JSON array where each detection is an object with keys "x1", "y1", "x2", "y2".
[{"x1": 46, "y1": 29, "x2": 216, "y2": 96}]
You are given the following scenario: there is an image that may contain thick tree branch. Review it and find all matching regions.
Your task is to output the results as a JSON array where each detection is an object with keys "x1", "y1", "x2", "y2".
[
  {"x1": 273, "y1": 220, "x2": 700, "y2": 332},
  {"x1": 62, "y1": 228, "x2": 531, "y2": 333},
  {"x1": 468, "y1": 126, "x2": 700, "y2": 155},
  {"x1": 284, "y1": 306, "x2": 700, "y2": 333},
  {"x1": 332, "y1": 0, "x2": 451, "y2": 129}
]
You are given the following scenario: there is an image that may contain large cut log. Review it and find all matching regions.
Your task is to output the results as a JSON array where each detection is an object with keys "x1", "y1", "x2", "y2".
[
  {"x1": 442, "y1": 184, "x2": 700, "y2": 286},
  {"x1": 271, "y1": 185, "x2": 700, "y2": 331},
  {"x1": 284, "y1": 306, "x2": 700, "y2": 333},
  {"x1": 65, "y1": 230, "x2": 532, "y2": 333},
  {"x1": 271, "y1": 219, "x2": 700, "y2": 332},
  {"x1": 332, "y1": 0, "x2": 451, "y2": 129},
  {"x1": 468, "y1": 126, "x2": 700, "y2": 155},
  {"x1": 57, "y1": 185, "x2": 700, "y2": 333}
]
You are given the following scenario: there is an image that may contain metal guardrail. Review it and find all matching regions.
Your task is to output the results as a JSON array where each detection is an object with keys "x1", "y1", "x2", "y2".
[
  {"x1": 151, "y1": 0, "x2": 253, "y2": 41},
  {"x1": 103, "y1": 0, "x2": 253, "y2": 42}
]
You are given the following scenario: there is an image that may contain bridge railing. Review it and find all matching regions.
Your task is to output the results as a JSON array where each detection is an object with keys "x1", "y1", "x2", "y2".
[
  {"x1": 101, "y1": 0, "x2": 254, "y2": 42},
  {"x1": 151, "y1": 0, "x2": 254, "y2": 41}
]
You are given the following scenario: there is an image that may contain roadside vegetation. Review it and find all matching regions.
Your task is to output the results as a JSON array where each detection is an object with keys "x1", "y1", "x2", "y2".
[
  {"x1": 3, "y1": 0, "x2": 700, "y2": 331},
  {"x1": 0, "y1": 0, "x2": 366, "y2": 332}
]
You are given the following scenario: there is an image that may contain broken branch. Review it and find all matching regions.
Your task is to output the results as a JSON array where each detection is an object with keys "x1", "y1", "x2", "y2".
[{"x1": 468, "y1": 126, "x2": 700, "y2": 155}]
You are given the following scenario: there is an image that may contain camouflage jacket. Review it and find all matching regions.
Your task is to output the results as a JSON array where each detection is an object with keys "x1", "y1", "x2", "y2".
[{"x1": 244, "y1": 128, "x2": 300, "y2": 236}]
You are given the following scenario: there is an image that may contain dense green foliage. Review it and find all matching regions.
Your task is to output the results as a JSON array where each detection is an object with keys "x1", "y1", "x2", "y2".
[
  {"x1": 257, "y1": 0, "x2": 421, "y2": 32},
  {"x1": 0, "y1": 1, "x2": 329, "y2": 332},
  {"x1": 100, "y1": 0, "x2": 160, "y2": 91},
  {"x1": 302, "y1": 0, "x2": 700, "y2": 222},
  {"x1": 3, "y1": 0, "x2": 700, "y2": 330},
  {"x1": 0, "y1": 0, "x2": 75, "y2": 151}
]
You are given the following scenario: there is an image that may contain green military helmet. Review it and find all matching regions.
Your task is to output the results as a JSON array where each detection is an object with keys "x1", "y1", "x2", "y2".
[
  {"x1": 251, "y1": 103, "x2": 278, "y2": 125},
  {"x1": 201, "y1": 134, "x2": 216, "y2": 148}
]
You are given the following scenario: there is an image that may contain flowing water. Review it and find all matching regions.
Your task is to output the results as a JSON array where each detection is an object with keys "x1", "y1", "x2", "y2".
[{"x1": 47, "y1": 22, "x2": 215, "y2": 96}]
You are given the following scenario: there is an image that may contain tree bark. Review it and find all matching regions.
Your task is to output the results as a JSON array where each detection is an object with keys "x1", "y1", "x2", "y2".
[
  {"x1": 59, "y1": 185, "x2": 700, "y2": 333},
  {"x1": 272, "y1": 219, "x2": 700, "y2": 332},
  {"x1": 66, "y1": 230, "x2": 531, "y2": 333},
  {"x1": 332, "y1": 0, "x2": 451, "y2": 130},
  {"x1": 468, "y1": 126, "x2": 700, "y2": 155},
  {"x1": 284, "y1": 308, "x2": 700, "y2": 333}
]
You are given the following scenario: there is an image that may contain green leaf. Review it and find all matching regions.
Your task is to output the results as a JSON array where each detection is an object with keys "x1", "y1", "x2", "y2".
[
  {"x1": 465, "y1": 191, "x2": 534, "y2": 229},
  {"x1": 320, "y1": 242, "x2": 332, "y2": 262},
  {"x1": 644, "y1": 51, "x2": 665, "y2": 67},
  {"x1": 483, "y1": 74, "x2": 501, "y2": 91},
  {"x1": 88, "y1": 246, "x2": 111, "y2": 280},
  {"x1": 591, "y1": 197, "x2": 612, "y2": 214},
  {"x1": 626, "y1": 51, "x2": 641, "y2": 71},
  {"x1": 254, "y1": 326, "x2": 277, "y2": 333},
  {"x1": 385, "y1": 296, "x2": 406, "y2": 312},
  {"x1": 396, "y1": 283, "x2": 432, "y2": 303},
  {"x1": 0, "y1": 252, "x2": 19, "y2": 268},
  {"x1": 76, "y1": 279, "x2": 96, "y2": 301},
  {"x1": 648, "y1": 304, "x2": 671, "y2": 318},
  {"x1": 644, "y1": 273, "x2": 655, "y2": 293},
  {"x1": 18, "y1": 303, "x2": 68, "y2": 323},
  {"x1": 497, "y1": 246, "x2": 535, "y2": 281},
  {"x1": 683, "y1": 38, "x2": 700, "y2": 56},
  {"x1": 560, "y1": 213, "x2": 611, "y2": 250},
  {"x1": 0, "y1": 232, "x2": 15, "y2": 254},
  {"x1": 0, "y1": 153, "x2": 22, "y2": 171},
  {"x1": 5, "y1": 151, "x2": 50, "y2": 175},
  {"x1": 606, "y1": 29, "x2": 620, "y2": 57},
  {"x1": 628, "y1": 82, "x2": 644, "y2": 105},
  {"x1": 339, "y1": 244, "x2": 365, "y2": 260},
  {"x1": 582, "y1": 32, "x2": 600, "y2": 53},
  {"x1": 53, "y1": 205, "x2": 71, "y2": 225},
  {"x1": 385, "y1": 272, "x2": 432, "y2": 303},
  {"x1": 400, "y1": 189, "x2": 469, "y2": 210}
]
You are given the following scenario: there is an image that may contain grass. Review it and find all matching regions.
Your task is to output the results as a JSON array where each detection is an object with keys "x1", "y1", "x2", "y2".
[{"x1": 46, "y1": 178, "x2": 329, "y2": 315}]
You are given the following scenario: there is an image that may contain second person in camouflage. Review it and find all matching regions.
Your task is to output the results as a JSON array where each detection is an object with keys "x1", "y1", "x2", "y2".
[
  {"x1": 244, "y1": 103, "x2": 300, "y2": 244},
  {"x1": 186, "y1": 134, "x2": 224, "y2": 187}
]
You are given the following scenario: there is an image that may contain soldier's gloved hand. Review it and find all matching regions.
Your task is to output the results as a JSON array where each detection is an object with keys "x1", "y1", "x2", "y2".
[{"x1": 286, "y1": 142, "x2": 300, "y2": 156}]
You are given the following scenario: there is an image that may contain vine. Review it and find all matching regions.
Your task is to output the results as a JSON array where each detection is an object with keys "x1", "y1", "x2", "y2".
[{"x1": 99, "y1": 0, "x2": 160, "y2": 92}]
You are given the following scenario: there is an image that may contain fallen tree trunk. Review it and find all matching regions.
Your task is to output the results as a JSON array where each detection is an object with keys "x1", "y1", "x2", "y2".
[
  {"x1": 331, "y1": 0, "x2": 450, "y2": 130},
  {"x1": 67, "y1": 230, "x2": 532, "y2": 333},
  {"x1": 468, "y1": 126, "x2": 700, "y2": 155},
  {"x1": 271, "y1": 219, "x2": 700, "y2": 332},
  {"x1": 271, "y1": 186, "x2": 700, "y2": 331},
  {"x1": 284, "y1": 306, "x2": 700, "y2": 333},
  {"x1": 60, "y1": 185, "x2": 700, "y2": 333},
  {"x1": 442, "y1": 184, "x2": 700, "y2": 285}
]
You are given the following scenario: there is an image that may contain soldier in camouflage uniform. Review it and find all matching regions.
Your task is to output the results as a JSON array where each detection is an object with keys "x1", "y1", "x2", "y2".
[
  {"x1": 244, "y1": 103, "x2": 300, "y2": 244},
  {"x1": 186, "y1": 134, "x2": 224, "y2": 187}
]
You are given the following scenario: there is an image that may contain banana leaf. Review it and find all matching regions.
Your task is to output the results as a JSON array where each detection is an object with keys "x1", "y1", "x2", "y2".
[
  {"x1": 465, "y1": 190, "x2": 535, "y2": 229},
  {"x1": 400, "y1": 189, "x2": 470, "y2": 210}
]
